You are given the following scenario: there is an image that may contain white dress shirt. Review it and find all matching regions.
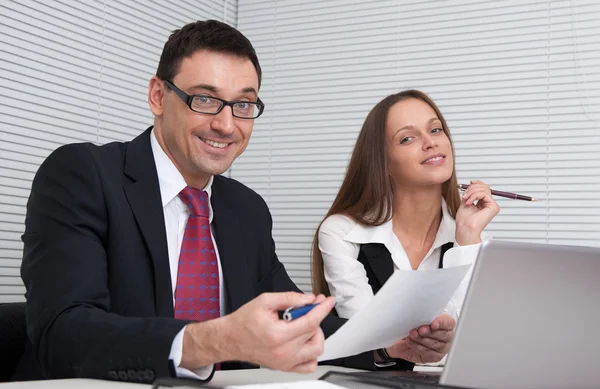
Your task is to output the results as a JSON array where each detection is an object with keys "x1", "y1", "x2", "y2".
[
  {"x1": 150, "y1": 129, "x2": 225, "y2": 380},
  {"x1": 318, "y1": 199, "x2": 489, "y2": 321}
]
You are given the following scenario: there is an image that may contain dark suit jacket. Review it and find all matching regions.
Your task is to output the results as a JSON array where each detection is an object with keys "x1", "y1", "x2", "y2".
[{"x1": 15, "y1": 128, "x2": 379, "y2": 384}]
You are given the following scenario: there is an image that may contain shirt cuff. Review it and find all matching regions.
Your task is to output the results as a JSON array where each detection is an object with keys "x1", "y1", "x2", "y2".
[
  {"x1": 169, "y1": 326, "x2": 214, "y2": 380},
  {"x1": 444, "y1": 243, "x2": 481, "y2": 268},
  {"x1": 416, "y1": 354, "x2": 448, "y2": 367}
]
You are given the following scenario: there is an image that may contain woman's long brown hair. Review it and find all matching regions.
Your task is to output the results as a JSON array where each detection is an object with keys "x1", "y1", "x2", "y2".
[{"x1": 311, "y1": 90, "x2": 461, "y2": 296}]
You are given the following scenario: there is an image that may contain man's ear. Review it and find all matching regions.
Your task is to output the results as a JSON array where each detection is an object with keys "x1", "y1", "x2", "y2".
[{"x1": 148, "y1": 76, "x2": 165, "y2": 116}]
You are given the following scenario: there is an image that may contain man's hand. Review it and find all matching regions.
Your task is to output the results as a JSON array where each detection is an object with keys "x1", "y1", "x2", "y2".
[
  {"x1": 386, "y1": 314, "x2": 456, "y2": 364},
  {"x1": 181, "y1": 292, "x2": 335, "y2": 373}
]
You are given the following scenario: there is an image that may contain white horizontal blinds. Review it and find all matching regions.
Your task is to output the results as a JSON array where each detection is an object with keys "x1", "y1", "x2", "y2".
[
  {"x1": 545, "y1": 2, "x2": 600, "y2": 245},
  {"x1": 236, "y1": 0, "x2": 405, "y2": 292},
  {"x1": 0, "y1": 0, "x2": 235, "y2": 303},
  {"x1": 234, "y1": 0, "x2": 600, "y2": 292},
  {"x1": 0, "y1": 0, "x2": 102, "y2": 303},
  {"x1": 443, "y1": 0, "x2": 600, "y2": 246}
]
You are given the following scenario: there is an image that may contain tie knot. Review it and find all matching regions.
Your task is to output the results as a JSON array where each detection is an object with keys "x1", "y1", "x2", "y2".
[{"x1": 179, "y1": 186, "x2": 209, "y2": 217}]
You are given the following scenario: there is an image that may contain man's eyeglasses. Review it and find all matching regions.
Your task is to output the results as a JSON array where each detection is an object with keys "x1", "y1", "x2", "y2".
[{"x1": 163, "y1": 80, "x2": 265, "y2": 119}]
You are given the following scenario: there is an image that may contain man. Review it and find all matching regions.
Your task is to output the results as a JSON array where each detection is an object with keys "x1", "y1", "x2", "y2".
[{"x1": 17, "y1": 20, "x2": 455, "y2": 383}]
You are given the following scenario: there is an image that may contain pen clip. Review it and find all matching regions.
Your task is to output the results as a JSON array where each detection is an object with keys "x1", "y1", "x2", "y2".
[{"x1": 282, "y1": 296, "x2": 353, "y2": 321}]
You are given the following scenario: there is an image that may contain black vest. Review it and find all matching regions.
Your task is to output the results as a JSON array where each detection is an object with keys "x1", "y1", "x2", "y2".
[
  {"x1": 357, "y1": 242, "x2": 454, "y2": 295},
  {"x1": 341, "y1": 242, "x2": 453, "y2": 371}
]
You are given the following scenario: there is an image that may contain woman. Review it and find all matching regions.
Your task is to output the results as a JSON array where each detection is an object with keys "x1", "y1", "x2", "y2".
[{"x1": 311, "y1": 90, "x2": 500, "y2": 323}]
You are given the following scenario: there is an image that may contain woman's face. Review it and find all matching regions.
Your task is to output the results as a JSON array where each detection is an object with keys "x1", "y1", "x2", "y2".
[{"x1": 386, "y1": 98, "x2": 454, "y2": 188}]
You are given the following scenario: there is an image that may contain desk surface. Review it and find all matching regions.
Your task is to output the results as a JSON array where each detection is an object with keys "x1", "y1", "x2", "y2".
[{"x1": 1, "y1": 365, "x2": 442, "y2": 388}]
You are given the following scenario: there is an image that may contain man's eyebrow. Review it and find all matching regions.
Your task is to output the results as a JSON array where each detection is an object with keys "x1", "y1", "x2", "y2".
[
  {"x1": 188, "y1": 83, "x2": 219, "y2": 93},
  {"x1": 188, "y1": 84, "x2": 258, "y2": 98},
  {"x1": 241, "y1": 87, "x2": 258, "y2": 95}
]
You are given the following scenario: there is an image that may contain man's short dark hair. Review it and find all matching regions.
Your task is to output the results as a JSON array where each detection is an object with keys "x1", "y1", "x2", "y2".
[{"x1": 156, "y1": 20, "x2": 262, "y2": 88}]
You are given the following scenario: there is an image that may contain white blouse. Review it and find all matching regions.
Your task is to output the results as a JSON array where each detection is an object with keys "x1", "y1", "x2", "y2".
[{"x1": 318, "y1": 200, "x2": 489, "y2": 321}]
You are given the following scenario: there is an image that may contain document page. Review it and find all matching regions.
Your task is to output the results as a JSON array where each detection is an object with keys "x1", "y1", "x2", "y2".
[
  {"x1": 319, "y1": 265, "x2": 471, "y2": 361},
  {"x1": 226, "y1": 381, "x2": 345, "y2": 389}
]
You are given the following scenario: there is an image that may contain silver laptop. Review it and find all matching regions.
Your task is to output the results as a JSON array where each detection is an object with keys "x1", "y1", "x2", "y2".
[
  {"x1": 439, "y1": 239, "x2": 600, "y2": 389},
  {"x1": 350, "y1": 240, "x2": 600, "y2": 389}
]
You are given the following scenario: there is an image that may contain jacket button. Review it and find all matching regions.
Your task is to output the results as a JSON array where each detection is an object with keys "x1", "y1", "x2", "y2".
[
  {"x1": 136, "y1": 370, "x2": 147, "y2": 382},
  {"x1": 107, "y1": 371, "x2": 118, "y2": 380},
  {"x1": 118, "y1": 370, "x2": 128, "y2": 380},
  {"x1": 144, "y1": 369, "x2": 155, "y2": 382}
]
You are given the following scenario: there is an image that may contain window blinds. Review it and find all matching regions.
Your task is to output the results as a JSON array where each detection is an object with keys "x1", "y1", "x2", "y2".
[{"x1": 235, "y1": 0, "x2": 600, "y2": 292}]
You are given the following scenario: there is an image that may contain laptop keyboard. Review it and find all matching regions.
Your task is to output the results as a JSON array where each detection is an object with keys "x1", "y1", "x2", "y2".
[
  {"x1": 353, "y1": 371, "x2": 441, "y2": 385},
  {"x1": 320, "y1": 371, "x2": 452, "y2": 389},
  {"x1": 391, "y1": 373, "x2": 440, "y2": 384}
]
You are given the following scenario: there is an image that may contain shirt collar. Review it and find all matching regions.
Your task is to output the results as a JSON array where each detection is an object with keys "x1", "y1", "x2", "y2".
[
  {"x1": 344, "y1": 198, "x2": 455, "y2": 250},
  {"x1": 344, "y1": 218, "x2": 392, "y2": 245},
  {"x1": 150, "y1": 128, "x2": 214, "y2": 209}
]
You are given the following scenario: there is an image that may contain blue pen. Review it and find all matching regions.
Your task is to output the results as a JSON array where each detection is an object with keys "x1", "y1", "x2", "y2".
[{"x1": 282, "y1": 297, "x2": 352, "y2": 321}]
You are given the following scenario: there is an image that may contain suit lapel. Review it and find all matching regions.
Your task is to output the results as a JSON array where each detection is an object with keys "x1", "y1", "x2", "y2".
[
  {"x1": 123, "y1": 127, "x2": 173, "y2": 317},
  {"x1": 361, "y1": 243, "x2": 395, "y2": 287},
  {"x1": 210, "y1": 178, "x2": 254, "y2": 313}
]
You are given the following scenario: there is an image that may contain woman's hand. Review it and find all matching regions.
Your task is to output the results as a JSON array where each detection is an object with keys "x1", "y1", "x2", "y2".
[
  {"x1": 385, "y1": 314, "x2": 456, "y2": 364},
  {"x1": 455, "y1": 180, "x2": 500, "y2": 246}
]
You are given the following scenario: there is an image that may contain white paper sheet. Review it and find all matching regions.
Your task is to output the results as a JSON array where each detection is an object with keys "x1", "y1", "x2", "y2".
[
  {"x1": 226, "y1": 381, "x2": 345, "y2": 389},
  {"x1": 319, "y1": 265, "x2": 471, "y2": 361}
]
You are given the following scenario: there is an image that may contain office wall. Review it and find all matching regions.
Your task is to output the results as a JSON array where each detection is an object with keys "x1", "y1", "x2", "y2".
[
  {"x1": 235, "y1": 0, "x2": 600, "y2": 291},
  {"x1": 0, "y1": 0, "x2": 238, "y2": 302}
]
